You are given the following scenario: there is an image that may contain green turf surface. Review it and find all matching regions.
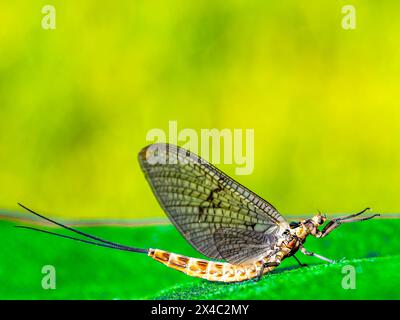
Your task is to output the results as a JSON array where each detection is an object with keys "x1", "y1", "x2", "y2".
[
  {"x1": 156, "y1": 256, "x2": 400, "y2": 300},
  {"x1": 1, "y1": 217, "x2": 399, "y2": 299}
]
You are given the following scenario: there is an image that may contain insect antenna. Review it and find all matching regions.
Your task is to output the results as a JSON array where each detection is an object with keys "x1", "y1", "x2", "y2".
[{"x1": 16, "y1": 203, "x2": 148, "y2": 254}]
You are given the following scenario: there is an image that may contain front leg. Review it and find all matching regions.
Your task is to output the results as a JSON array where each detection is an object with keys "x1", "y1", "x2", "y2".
[
  {"x1": 317, "y1": 208, "x2": 379, "y2": 238},
  {"x1": 300, "y1": 246, "x2": 335, "y2": 264}
]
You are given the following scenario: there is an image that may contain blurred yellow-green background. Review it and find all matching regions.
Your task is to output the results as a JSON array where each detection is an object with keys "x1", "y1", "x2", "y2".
[{"x1": 1, "y1": 0, "x2": 400, "y2": 219}]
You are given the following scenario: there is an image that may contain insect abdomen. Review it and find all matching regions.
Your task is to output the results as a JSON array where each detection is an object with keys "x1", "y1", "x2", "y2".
[{"x1": 148, "y1": 248, "x2": 277, "y2": 282}]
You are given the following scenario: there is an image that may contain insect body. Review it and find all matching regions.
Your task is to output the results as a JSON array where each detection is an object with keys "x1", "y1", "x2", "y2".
[{"x1": 17, "y1": 143, "x2": 379, "y2": 282}]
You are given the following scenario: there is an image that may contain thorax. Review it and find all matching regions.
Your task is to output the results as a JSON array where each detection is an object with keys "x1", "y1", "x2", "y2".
[{"x1": 273, "y1": 224, "x2": 310, "y2": 260}]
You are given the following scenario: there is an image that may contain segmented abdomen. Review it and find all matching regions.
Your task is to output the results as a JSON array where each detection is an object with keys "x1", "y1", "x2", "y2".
[{"x1": 148, "y1": 248, "x2": 278, "y2": 282}]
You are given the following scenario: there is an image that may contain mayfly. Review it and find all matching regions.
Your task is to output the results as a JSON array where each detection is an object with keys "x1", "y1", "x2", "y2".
[{"x1": 17, "y1": 143, "x2": 380, "y2": 282}]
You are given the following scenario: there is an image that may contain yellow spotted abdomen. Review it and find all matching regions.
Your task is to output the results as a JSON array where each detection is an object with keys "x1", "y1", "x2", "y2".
[{"x1": 148, "y1": 248, "x2": 278, "y2": 282}]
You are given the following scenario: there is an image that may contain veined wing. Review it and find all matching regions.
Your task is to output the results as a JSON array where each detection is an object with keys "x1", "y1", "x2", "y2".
[
  {"x1": 138, "y1": 143, "x2": 289, "y2": 264},
  {"x1": 213, "y1": 228, "x2": 280, "y2": 265}
]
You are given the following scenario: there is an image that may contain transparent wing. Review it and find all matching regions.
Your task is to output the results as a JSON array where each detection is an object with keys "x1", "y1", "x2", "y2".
[
  {"x1": 213, "y1": 228, "x2": 279, "y2": 265},
  {"x1": 138, "y1": 143, "x2": 289, "y2": 264}
]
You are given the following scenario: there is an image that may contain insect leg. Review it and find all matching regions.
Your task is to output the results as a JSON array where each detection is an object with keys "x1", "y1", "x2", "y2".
[
  {"x1": 254, "y1": 261, "x2": 280, "y2": 281},
  {"x1": 293, "y1": 255, "x2": 308, "y2": 267},
  {"x1": 337, "y1": 207, "x2": 371, "y2": 220},
  {"x1": 318, "y1": 209, "x2": 380, "y2": 238},
  {"x1": 300, "y1": 246, "x2": 335, "y2": 264}
]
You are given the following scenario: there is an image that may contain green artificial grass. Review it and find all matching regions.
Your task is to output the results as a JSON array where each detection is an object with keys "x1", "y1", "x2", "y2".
[
  {"x1": 0, "y1": 217, "x2": 399, "y2": 299},
  {"x1": 155, "y1": 256, "x2": 400, "y2": 300}
]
